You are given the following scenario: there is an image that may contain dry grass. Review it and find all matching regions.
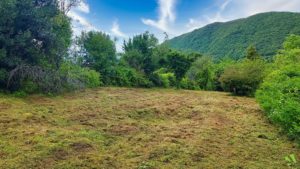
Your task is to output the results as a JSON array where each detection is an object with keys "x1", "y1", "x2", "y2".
[{"x1": 0, "y1": 87, "x2": 299, "y2": 169}]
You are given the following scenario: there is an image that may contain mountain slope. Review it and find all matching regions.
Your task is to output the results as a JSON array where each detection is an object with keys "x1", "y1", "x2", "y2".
[{"x1": 166, "y1": 12, "x2": 300, "y2": 59}]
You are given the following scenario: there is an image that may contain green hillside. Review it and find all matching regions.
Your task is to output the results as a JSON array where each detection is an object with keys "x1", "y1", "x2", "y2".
[{"x1": 166, "y1": 12, "x2": 300, "y2": 59}]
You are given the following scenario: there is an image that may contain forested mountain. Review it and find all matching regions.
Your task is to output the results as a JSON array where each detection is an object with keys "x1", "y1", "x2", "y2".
[{"x1": 166, "y1": 12, "x2": 300, "y2": 59}]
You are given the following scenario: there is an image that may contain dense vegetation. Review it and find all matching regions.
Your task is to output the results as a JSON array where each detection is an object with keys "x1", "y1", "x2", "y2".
[
  {"x1": 256, "y1": 35, "x2": 300, "y2": 142},
  {"x1": 166, "y1": 12, "x2": 300, "y2": 60}
]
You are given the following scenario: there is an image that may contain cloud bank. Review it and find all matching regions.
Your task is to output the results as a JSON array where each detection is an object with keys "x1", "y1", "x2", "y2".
[
  {"x1": 66, "y1": 0, "x2": 99, "y2": 35},
  {"x1": 142, "y1": 0, "x2": 177, "y2": 33},
  {"x1": 111, "y1": 20, "x2": 127, "y2": 38}
]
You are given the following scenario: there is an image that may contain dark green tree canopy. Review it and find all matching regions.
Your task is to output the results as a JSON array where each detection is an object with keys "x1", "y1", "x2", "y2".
[
  {"x1": 76, "y1": 31, "x2": 117, "y2": 84},
  {"x1": 0, "y1": 0, "x2": 72, "y2": 90},
  {"x1": 245, "y1": 45, "x2": 261, "y2": 60},
  {"x1": 122, "y1": 31, "x2": 158, "y2": 75}
]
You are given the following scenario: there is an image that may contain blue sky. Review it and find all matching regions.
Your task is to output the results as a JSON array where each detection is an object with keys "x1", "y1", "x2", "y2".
[{"x1": 68, "y1": 0, "x2": 300, "y2": 51}]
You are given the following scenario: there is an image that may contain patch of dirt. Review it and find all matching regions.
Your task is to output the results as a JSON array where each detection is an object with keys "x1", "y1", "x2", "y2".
[
  {"x1": 70, "y1": 142, "x2": 93, "y2": 152},
  {"x1": 52, "y1": 149, "x2": 69, "y2": 160}
]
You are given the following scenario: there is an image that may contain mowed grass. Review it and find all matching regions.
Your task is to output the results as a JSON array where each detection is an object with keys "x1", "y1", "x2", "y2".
[{"x1": 0, "y1": 88, "x2": 299, "y2": 169}]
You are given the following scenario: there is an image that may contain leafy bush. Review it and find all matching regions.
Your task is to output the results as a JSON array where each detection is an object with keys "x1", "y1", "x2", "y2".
[
  {"x1": 186, "y1": 56, "x2": 216, "y2": 90},
  {"x1": 214, "y1": 57, "x2": 236, "y2": 91},
  {"x1": 60, "y1": 62, "x2": 102, "y2": 90},
  {"x1": 110, "y1": 66, "x2": 152, "y2": 88},
  {"x1": 256, "y1": 65, "x2": 300, "y2": 140},
  {"x1": 179, "y1": 77, "x2": 199, "y2": 90},
  {"x1": 219, "y1": 59, "x2": 266, "y2": 96},
  {"x1": 20, "y1": 80, "x2": 39, "y2": 94},
  {"x1": 256, "y1": 34, "x2": 300, "y2": 141},
  {"x1": 152, "y1": 68, "x2": 176, "y2": 88}
]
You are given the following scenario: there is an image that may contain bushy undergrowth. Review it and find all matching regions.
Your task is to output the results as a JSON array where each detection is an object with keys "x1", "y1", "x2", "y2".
[
  {"x1": 220, "y1": 59, "x2": 266, "y2": 96},
  {"x1": 256, "y1": 35, "x2": 300, "y2": 141},
  {"x1": 109, "y1": 66, "x2": 152, "y2": 88},
  {"x1": 152, "y1": 68, "x2": 176, "y2": 88},
  {"x1": 256, "y1": 65, "x2": 300, "y2": 140},
  {"x1": 60, "y1": 62, "x2": 102, "y2": 89}
]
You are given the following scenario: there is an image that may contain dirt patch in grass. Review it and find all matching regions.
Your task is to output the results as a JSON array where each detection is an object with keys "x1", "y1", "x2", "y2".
[
  {"x1": 70, "y1": 142, "x2": 93, "y2": 152},
  {"x1": 0, "y1": 87, "x2": 299, "y2": 168}
]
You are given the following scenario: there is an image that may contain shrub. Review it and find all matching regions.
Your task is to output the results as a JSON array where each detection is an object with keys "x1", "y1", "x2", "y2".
[
  {"x1": 60, "y1": 62, "x2": 102, "y2": 90},
  {"x1": 21, "y1": 79, "x2": 39, "y2": 94},
  {"x1": 152, "y1": 68, "x2": 176, "y2": 88},
  {"x1": 256, "y1": 34, "x2": 300, "y2": 141},
  {"x1": 256, "y1": 65, "x2": 300, "y2": 140},
  {"x1": 110, "y1": 66, "x2": 152, "y2": 88},
  {"x1": 219, "y1": 59, "x2": 266, "y2": 96},
  {"x1": 186, "y1": 56, "x2": 216, "y2": 90},
  {"x1": 214, "y1": 57, "x2": 236, "y2": 91},
  {"x1": 179, "y1": 77, "x2": 199, "y2": 90}
]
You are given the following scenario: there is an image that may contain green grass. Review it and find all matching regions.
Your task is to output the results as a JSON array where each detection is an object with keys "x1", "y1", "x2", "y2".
[{"x1": 0, "y1": 87, "x2": 299, "y2": 168}]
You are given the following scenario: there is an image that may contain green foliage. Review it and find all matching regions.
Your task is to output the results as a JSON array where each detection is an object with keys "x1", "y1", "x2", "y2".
[
  {"x1": 214, "y1": 57, "x2": 236, "y2": 90},
  {"x1": 256, "y1": 35, "x2": 300, "y2": 141},
  {"x1": 123, "y1": 32, "x2": 158, "y2": 75},
  {"x1": 20, "y1": 80, "x2": 39, "y2": 94},
  {"x1": 60, "y1": 62, "x2": 102, "y2": 89},
  {"x1": 76, "y1": 31, "x2": 117, "y2": 85},
  {"x1": 186, "y1": 56, "x2": 216, "y2": 90},
  {"x1": 179, "y1": 78, "x2": 199, "y2": 90},
  {"x1": 110, "y1": 66, "x2": 152, "y2": 88},
  {"x1": 220, "y1": 59, "x2": 266, "y2": 96},
  {"x1": 284, "y1": 154, "x2": 297, "y2": 167},
  {"x1": 256, "y1": 65, "x2": 300, "y2": 139},
  {"x1": 152, "y1": 68, "x2": 176, "y2": 88},
  {"x1": 245, "y1": 45, "x2": 262, "y2": 60},
  {"x1": 0, "y1": 0, "x2": 72, "y2": 92},
  {"x1": 166, "y1": 51, "x2": 196, "y2": 81},
  {"x1": 167, "y1": 12, "x2": 300, "y2": 60}
]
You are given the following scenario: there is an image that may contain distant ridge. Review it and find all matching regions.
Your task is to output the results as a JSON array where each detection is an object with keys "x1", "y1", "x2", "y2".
[{"x1": 166, "y1": 12, "x2": 300, "y2": 59}]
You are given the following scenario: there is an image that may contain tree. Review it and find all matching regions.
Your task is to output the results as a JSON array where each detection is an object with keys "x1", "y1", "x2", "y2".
[
  {"x1": 122, "y1": 32, "x2": 158, "y2": 75},
  {"x1": 186, "y1": 56, "x2": 216, "y2": 90},
  {"x1": 245, "y1": 45, "x2": 261, "y2": 60},
  {"x1": 219, "y1": 59, "x2": 266, "y2": 96},
  {"x1": 166, "y1": 51, "x2": 193, "y2": 81},
  {"x1": 0, "y1": 0, "x2": 72, "y2": 91},
  {"x1": 76, "y1": 31, "x2": 117, "y2": 84},
  {"x1": 59, "y1": 0, "x2": 82, "y2": 14}
]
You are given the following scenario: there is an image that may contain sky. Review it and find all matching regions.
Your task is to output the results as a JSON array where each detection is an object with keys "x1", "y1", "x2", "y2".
[{"x1": 67, "y1": 0, "x2": 300, "y2": 51}]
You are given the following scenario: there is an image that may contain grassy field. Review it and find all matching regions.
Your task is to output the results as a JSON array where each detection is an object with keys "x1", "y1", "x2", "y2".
[{"x1": 0, "y1": 87, "x2": 299, "y2": 169}]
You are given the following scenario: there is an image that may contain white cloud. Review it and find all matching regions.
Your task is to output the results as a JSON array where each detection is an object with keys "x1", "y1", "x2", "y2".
[
  {"x1": 66, "y1": 1, "x2": 99, "y2": 36},
  {"x1": 185, "y1": 0, "x2": 300, "y2": 33},
  {"x1": 230, "y1": 0, "x2": 300, "y2": 16},
  {"x1": 67, "y1": 11, "x2": 98, "y2": 35},
  {"x1": 142, "y1": 0, "x2": 177, "y2": 33},
  {"x1": 111, "y1": 20, "x2": 127, "y2": 38},
  {"x1": 76, "y1": 1, "x2": 90, "y2": 13}
]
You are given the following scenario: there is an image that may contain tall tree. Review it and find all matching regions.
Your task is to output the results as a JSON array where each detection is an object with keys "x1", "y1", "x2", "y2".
[
  {"x1": 122, "y1": 31, "x2": 158, "y2": 75},
  {"x1": 77, "y1": 31, "x2": 117, "y2": 84},
  {"x1": 0, "y1": 0, "x2": 73, "y2": 90},
  {"x1": 245, "y1": 45, "x2": 261, "y2": 60}
]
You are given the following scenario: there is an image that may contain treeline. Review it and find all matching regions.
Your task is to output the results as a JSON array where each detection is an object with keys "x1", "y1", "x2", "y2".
[{"x1": 0, "y1": 0, "x2": 299, "y2": 143}]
